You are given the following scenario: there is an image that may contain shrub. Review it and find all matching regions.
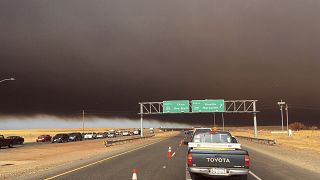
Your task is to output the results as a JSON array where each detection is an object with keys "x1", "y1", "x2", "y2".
[
  {"x1": 289, "y1": 122, "x2": 305, "y2": 131},
  {"x1": 309, "y1": 126, "x2": 318, "y2": 130}
]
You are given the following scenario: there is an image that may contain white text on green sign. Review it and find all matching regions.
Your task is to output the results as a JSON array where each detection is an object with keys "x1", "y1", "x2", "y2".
[
  {"x1": 192, "y1": 99, "x2": 225, "y2": 112},
  {"x1": 163, "y1": 100, "x2": 190, "y2": 113}
]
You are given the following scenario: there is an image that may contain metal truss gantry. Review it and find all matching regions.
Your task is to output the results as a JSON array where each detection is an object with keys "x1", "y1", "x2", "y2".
[{"x1": 138, "y1": 100, "x2": 259, "y2": 137}]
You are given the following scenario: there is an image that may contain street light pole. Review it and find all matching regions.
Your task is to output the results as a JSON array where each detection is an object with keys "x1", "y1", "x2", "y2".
[
  {"x1": 0, "y1": 78, "x2": 15, "y2": 83},
  {"x1": 82, "y1": 110, "x2": 85, "y2": 134},
  {"x1": 280, "y1": 106, "x2": 284, "y2": 131},
  {"x1": 278, "y1": 100, "x2": 286, "y2": 131}
]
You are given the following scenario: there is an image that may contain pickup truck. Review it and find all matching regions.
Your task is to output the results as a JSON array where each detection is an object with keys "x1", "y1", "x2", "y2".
[
  {"x1": 0, "y1": 135, "x2": 14, "y2": 149},
  {"x1": 187, "y1": 132, "x2": 249, "y2": 180}
]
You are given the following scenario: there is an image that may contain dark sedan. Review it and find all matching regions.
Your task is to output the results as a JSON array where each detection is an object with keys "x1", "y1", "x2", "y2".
[
  {"x1": 36, "y1": 135, "x2": 52, "y2": 142},
  {"x1": 6, "y1": 136, "x2": 24, "y2": 145},
  {"x1": 107, "y1": 132, "x2": 116, "y2": 138},
  {"x1": 52, "y1": 134, "x2": 69, "y2": 143}
]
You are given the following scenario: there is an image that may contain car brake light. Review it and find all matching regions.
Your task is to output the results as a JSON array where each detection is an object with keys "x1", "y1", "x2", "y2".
[
  {"x1": 187, "y1": 153, "x2": 192, "y2": 165},
  {"x1": 245, "y1": 155, "x2": 250, "y2": 168}
]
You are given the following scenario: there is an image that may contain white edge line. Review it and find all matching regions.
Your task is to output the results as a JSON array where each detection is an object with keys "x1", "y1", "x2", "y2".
[{"x1": 249, "y1": 171, "x2": 263, "y2": 180}]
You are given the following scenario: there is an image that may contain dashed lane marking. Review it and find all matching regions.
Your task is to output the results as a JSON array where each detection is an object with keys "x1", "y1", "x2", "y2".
[{"x1": 44, "y1": 138, "x2": 169, "y2": 180}]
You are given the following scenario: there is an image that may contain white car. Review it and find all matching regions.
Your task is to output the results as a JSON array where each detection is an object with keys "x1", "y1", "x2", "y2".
[
  {"x1": 133, "y1": 130, "x2": 140, "y2": 135},
  {"x1": 122, "y1": 131, "x2": 129, "y2": 136},
  {"x1": 96, "y1": 132, "x2": 107, "y2": 139},
  {"x1": 84, "y1": 132, "x2": 96, "y2": 140},
  {"x1": 193, "y1": 128, "x2": 212, "y2": 135}
]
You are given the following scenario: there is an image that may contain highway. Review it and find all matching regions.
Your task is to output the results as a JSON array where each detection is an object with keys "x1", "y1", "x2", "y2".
[
  {"x1": 28, "y1": 132, "x2": 319, "y2": 180},
  {"x1": 0, "y1": 135, "x2": 143, "y2": 151}
]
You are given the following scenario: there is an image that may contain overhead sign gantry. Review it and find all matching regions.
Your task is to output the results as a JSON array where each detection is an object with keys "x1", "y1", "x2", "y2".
[{"x1": 139, "y1": 99, "x2": 259, "y2": 137}]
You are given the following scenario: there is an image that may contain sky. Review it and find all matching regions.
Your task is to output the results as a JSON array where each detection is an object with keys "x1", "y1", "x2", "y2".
[{"x1": 1, "y1": 0, "x2": 320, "y2": 128}]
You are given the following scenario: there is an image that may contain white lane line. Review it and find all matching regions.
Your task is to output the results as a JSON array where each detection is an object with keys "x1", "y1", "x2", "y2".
[
  {"x1": 185, "y1": 165, "x2": 192, "y2": 180},
  {"x1": 249, "y1": 171, "x2": 263, "y2": 180},
  {"x1": 44, "y1": 138, "x2": 169, "y2": 180}
]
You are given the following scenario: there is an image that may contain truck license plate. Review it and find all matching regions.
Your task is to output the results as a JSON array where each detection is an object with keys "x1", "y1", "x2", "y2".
[{"x1": 209, "y1": 168, "x2": 227, "y2": 175}]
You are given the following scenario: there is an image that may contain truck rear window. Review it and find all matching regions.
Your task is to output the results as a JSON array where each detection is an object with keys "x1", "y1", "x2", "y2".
[{"x1": 193, "y1": 133, "x2": 232, "y2": 143}]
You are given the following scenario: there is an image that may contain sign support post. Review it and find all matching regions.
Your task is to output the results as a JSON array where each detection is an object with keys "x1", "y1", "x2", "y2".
[
  {"x1": 213, "y1": 113, "x2": 216, "y2": 128},
  {"x1": 139, "y1": 100, "x2": 259, "y2": 137},
  {"x1": 253, "y1": 101, "x2": 258, "y2": 138},
  {"x1": 140, "y1": 103, "x2": 144, "y2": 137},
  {"x1": 222, "y1": 113, "x2": 225, "y2": 131}
]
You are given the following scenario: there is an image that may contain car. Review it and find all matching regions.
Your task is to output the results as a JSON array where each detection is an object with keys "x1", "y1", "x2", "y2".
[
  {"x1": 187, "y1": 131, "x2": 249, "y2": 180},
  {"x1": 52, "y1": 134, "x2": 69, "y2": 143},
  {"x1": 107, "y1": 132, "x2": 116, "y2": 138},
  {"x1": 193, "y1": 127, "x2": 212, "y2": 135},
  {"x1": 6, "y1": 136, "x2": 24, "y2": 145},
  {"x1": 116, "y1": 130, "x2": 122, "y2": 136},
  {"x1": 185, "y1": 130, "x2": 193, "y2": 135},
  {"x1": 122, "y1": 131, "x2": 130, "y2": 136},
  {"x1": 96, "y1": 132, "x2": 108, "y2": 139},
  {"x1": 81, "y1": 133, "x2": 86, "y2": 138},
  {"x1": 36, "y1": 135, "x2": 52, "y2": 142},
  {"x1": 84, "y1": 132, "x2": 96, "y2": 140},
  {"x1": 68, "y1": 133, "x2": 82, "y2": 141},
  {"x1": 0, "y1": 135, "x2": 14, "y2": 149},
  {"x1": 133, "y1": 130, "x2": 140, "y2": 135}
]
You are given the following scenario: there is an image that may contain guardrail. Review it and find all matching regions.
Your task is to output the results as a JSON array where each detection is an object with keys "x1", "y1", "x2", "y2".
[
  {"x1": 236, "y1": 136, "x2": 276, "y2": 145},
  {"x1": 104, "y1": 134, "x2": 155, "y2": 147}
]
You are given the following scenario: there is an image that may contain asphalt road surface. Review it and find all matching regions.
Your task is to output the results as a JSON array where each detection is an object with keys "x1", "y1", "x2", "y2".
[{"x1": 38, "y1": 133, "x2": 319, "y2": 180}]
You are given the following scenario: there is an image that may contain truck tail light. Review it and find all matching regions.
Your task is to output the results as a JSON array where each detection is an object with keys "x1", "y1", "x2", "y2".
[
  {"x1": 187, "y1": 153, "x2": 192, "y2": 165},
  {"x1": 245, "y1": 155, "x2": 250, "y2": 168}
]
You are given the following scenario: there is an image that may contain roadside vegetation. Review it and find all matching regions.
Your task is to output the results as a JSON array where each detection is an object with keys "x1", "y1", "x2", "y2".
[{"x1": 231, "y1": 126, "x2": 320, "y2": 153}]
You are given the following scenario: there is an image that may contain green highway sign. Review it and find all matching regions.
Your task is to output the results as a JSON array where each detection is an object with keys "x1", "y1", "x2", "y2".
[
  {"x1": 163, "y1": 100, "x2": 190, "y2": 113},
  {"x1": 192, "y1": 99, "x2": 225, "y2": 112}
]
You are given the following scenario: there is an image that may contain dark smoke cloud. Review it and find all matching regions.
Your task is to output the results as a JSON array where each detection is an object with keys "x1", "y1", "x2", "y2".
[{"x1": 1, "y1": 0, "x2": 320, "y2": 126}]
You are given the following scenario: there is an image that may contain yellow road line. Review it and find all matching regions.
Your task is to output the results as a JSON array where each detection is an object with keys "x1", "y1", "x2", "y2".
[{"x1": 45, "y1": 137, "x2": 169, "y2": 180}]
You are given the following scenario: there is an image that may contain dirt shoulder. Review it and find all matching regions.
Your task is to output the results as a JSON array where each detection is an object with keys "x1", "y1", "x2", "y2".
[
  {"x1": 0, "y1": 131, "x2": 179, "y2": 179},
  {"x1": 238, "y1": 138, "x2": 320, "y2": 174},
  {"x1": 232, "y1": 129, "x2": 320, "y2": 154}
]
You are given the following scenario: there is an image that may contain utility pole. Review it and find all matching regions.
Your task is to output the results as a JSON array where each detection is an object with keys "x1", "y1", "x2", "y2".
[
  {"x1": 82, "y1": 110, "x2": 85, "y2": 134},
  {"x1": 277, "y1": 100, "x2": 285, "y2": 131},
  {"x1": 285, "y1": 104, "x2": 289, "y2": 132}
]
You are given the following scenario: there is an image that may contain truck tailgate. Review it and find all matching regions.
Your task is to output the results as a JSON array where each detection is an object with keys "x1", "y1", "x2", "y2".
[{"x1": 191, "y1": 150, "x2": 247, "y2": 168}]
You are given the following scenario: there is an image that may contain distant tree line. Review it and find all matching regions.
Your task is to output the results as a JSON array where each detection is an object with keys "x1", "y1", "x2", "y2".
[{"x1": 289, "y1": 122, "x2": 318, "y2": 131}]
